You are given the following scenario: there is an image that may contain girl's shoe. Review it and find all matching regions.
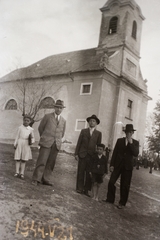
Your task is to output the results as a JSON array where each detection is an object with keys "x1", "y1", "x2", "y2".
[
  {"x1": 14, "y1": 173, "x2": 19, "y2": 177},
  {"x1": 20, "y1": 174, "x2": 24, "y2": 179}
]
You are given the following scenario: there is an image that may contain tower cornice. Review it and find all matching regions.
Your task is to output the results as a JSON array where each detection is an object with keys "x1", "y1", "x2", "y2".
[{"x1": 100, "y1": 0, "x2": 145, "y2": 20}]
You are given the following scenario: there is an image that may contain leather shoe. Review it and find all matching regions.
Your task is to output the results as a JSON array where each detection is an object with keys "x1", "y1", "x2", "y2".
[
  {"x1": 76, "y1": 190, "x2": 83, "y2": 194},
  {"x1": 102, "y1": 199, "x2": 113, "y2": 204},
  {"x1": 117, "y1": 204, "x2": 125, "y2": 209},
  {"x1": 42, "y1": 180, "x2": 53, "y2": 186},
  {"x1": 83, "y1": 191, "x2": 91, "y2": 197}
]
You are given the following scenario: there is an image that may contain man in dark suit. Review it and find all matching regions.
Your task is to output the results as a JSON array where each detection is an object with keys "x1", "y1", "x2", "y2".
[
  {"x1": 32, "y1": 100, "x2": 66, "y2": 186},
  {"x1": 75, "y1": 115, "x2": 102, "y2": 197},
  {"x1": 103, "y1": 124, "x2": 139, "y2": 209}
]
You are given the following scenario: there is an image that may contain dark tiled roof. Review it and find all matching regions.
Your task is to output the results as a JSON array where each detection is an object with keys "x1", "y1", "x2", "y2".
[{"x1": 0, "y1": 48, "x2": 104, "y2": 82}]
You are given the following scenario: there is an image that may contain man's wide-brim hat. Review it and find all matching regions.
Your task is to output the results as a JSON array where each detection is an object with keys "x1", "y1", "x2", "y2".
[
  {"x1": 123, "y1": 124, "x2": 136, "y2": 132},
  {"x1": 86, "y1": 114, "x2": 100, "y2": 125},
  {"x1": 54, "y1": 100, "x2": 66, "y2": 108}
]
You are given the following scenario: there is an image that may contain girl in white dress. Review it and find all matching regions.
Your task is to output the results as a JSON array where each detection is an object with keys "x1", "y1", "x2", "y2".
[{"x1": 14, "y1": 115, "x2": 35, "y2": 179}]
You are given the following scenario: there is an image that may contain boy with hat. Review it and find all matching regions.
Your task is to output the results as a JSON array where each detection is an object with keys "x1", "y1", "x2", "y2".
[
  {"x1": 32, "y1": 99, "x2": 66, "y2": 186},
  {"x1": 75, "y1": 114, "x2": 102, "y2": 197},
  {"x1": 103, "y1": 124, "x2": 139, "y2": 209}
]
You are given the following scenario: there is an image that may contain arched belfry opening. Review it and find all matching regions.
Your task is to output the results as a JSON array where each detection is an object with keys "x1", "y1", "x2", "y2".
[{"x1": 108, "y1": 16, "x2": 118, "y2": 34}]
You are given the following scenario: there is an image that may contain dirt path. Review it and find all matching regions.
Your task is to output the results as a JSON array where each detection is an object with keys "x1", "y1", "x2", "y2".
[{"x1": 0, "y1": 143, "x2": 160, "y2": 240}]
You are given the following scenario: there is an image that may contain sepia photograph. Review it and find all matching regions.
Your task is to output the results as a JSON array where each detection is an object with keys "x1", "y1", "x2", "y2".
[{"x1": 0, "y1": 0, "x2": 160, "y2": 239}]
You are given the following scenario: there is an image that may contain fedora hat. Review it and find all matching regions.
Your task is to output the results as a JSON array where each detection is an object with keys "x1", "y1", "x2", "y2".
[
  {"x1": 123, "y1": 124, "x2": 136, "y2": 132},
  {"x1": 54, "y1": 100, "x2": 66, "y2": 108},
  {"x1": 86, "y1": 114, "x2": 100, "y2": 125}
]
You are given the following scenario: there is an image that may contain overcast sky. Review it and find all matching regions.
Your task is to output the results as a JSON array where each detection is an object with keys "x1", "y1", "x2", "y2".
[{"x1": 0, "y1": 0, "x2": 159, "y2": 113}]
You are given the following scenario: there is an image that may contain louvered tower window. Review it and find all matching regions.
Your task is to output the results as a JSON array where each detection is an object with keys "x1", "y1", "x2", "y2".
[
  {"x1": 132, "y1": 21, "x2": 137, "y2": 39},
  {"x1": 108, "y1": 16, "x2": 118, "y2": 34}
]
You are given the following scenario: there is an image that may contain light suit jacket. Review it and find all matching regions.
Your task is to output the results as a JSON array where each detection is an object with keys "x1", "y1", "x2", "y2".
[
  {"x1": 75, "y1": 128, "x2": 102, "y2": 158},
  {"x1": 110, "y1": 137, "x2": 139, "y2": 170},
  {"x1": 38, "y1": 113, "x2": 66, "y2": 149}
]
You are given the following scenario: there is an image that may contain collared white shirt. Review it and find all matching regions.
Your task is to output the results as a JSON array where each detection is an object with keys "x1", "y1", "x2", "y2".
[
  {"x1": 55, "y1": 113, "x2": 60, "y2": 122},
  {"x1": 98, "y1": 154, "x2": 102, "y2": 159},
  {"x1": 89, "y1": 127, "x2": 95, "y2": 136}
]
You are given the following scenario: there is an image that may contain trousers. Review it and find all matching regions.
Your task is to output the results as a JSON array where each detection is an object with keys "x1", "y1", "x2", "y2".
[
  {"x1": 32, "y1": 142, "x2": 59, "y2": 182},
  {"x1": 76, "y1": 155, "x2": 92, "y2": 192},
  {"x1": 107, "y1": 166, "x2": 132, "y2": 206}
]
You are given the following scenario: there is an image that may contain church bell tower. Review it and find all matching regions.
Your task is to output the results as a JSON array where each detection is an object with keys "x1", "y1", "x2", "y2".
[{"x1": 97, "y1": 0, "x2": 145, "y2": 82}]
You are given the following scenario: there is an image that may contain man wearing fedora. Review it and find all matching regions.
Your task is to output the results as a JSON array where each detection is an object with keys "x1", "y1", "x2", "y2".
[
  {"x1": 103, "y1": 124, "x2": 139, "y2": 209},
  {"x1": 32, "y1": 99, "x2": 66, "y2": 186},
  {"x1": 75, "y1": 114, "x2": 102, "y2": 197}
]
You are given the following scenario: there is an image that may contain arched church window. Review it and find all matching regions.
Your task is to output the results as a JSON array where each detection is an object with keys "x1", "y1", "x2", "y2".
[
  {"x1": 132, "y1": 21, "x2": 137, "y2": 39},
  {"x1": 40, "y1": 97, "x2": 55, "y2": 109},
  {"x1": 5, "y1": 99, "x2": 17, "y2": 110},
  {"x1": 108, "y1": 16, "x2": 118, "y2": 34}
]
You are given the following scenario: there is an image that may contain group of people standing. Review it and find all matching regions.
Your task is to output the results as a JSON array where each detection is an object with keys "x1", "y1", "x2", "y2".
[
  {"x1": 135, "y1": 151, "x2": 160, "y2": 174},
  {"x1": 75, "y1": 115, "x2": 139, "y2": 209},
  {"x1": 13, "y1": 99, "x2": 139, "y2": 209},
  {"x1": 146, "y1": 151, "x2": 159, "y2": 174}
]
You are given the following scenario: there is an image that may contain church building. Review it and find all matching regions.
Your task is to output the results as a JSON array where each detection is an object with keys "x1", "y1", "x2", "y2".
[{"x1": 0, "y1": 0, "x2": 151, "y2": 153}]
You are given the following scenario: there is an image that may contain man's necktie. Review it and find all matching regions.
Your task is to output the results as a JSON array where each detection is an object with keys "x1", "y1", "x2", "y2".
[{"x1": 56, "y1": 116, "x2": 59, "y2": 124}]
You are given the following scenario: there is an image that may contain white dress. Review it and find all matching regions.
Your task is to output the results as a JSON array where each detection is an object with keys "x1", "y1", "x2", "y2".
[{"x1": 14, "y1": 125, "x2": 35, "y2": 161}]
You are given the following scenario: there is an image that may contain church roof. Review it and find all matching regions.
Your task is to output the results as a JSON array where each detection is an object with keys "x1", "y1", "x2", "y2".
[
  {"x1": 0, "y1": 46, "x2": 147, "y2": 93},
  {"x1": 0, "y1": 48, "x2": 105, "y2": 82}
]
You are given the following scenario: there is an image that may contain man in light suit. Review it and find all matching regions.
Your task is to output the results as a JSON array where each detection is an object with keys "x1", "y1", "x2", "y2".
[
  {"x1": 32, "y1": 100, "x2": 66, "y2": 186},
  {"x1": 75, "y1": 115, "x2": 102, "y2": 197},
  {"x1": 103, "y1": 124, "x2": 139, "y2": 209}
]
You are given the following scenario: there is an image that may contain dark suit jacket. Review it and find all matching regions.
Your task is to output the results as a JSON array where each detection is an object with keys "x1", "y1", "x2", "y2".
[
  {"x1": 75, "y1": 128, "x2": 102, "y2": 158},
  {"x1": 91, "y1": 153, "x2": 108, "y2": 174},
  {"x1": 110, "y1": 137, "x2": 139, "y2": 170}
]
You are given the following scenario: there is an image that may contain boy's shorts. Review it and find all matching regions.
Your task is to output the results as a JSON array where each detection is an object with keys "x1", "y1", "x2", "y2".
[{"x1": 91, "y1": 173, "x2": 103, "y2": 184}]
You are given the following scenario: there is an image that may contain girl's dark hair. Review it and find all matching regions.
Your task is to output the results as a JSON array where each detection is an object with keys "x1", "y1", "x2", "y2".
[{"x1": 23, "y1": 114, "x2": 31, "y2": 120}]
